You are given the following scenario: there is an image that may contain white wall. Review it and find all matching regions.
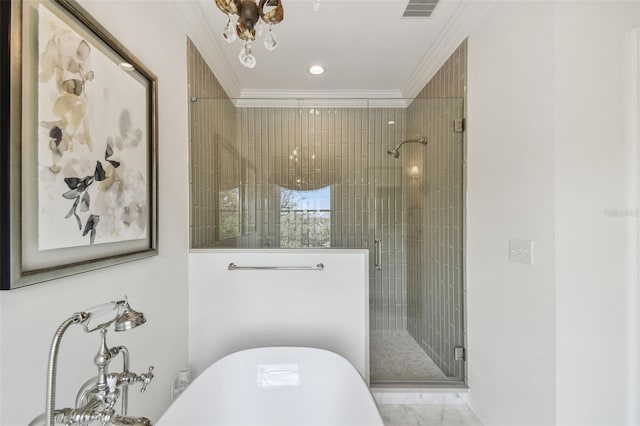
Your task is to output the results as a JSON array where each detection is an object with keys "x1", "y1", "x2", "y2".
[
  {"x1": 189, "y1": 250, "x2": 369, "y2": 382},
  {"x1": 555, "y1": 2, "x2": 639, "y2": 425},
  {"x1": 636, "y1": 10, "x2": 640, "y2": 425},
  {"x1": 467, "y1": 1, "x2": 640, "y2": 425},
  {"x1": 466, "y1": 2, "x2": 557, "y2": 424},
  {"x1": 0, "y1": 1, "x2": 190, "y2": 424}
]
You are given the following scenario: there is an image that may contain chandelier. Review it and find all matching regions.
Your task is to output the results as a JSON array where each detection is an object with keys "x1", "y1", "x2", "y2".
[{"x1": 215, "y1": 0, "x2": 284, "y2": 69}]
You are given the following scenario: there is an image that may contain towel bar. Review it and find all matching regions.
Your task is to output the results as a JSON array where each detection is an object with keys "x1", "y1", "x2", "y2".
[{"x1": 227, "y1": 263, "x2": 324, "y2": 271}]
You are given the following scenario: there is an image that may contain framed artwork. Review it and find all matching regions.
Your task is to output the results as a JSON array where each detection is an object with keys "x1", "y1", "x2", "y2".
[{"x1": 1, "y1": 0, "x2": 158, "y2": 289}]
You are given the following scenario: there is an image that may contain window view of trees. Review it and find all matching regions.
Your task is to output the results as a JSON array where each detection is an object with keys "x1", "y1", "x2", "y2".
[
  {"x1": 280, "y1": 186, "x2": 331, "y2": 248},
  {"x1": 218, "y1": 188, "x2": 240, "y2": 240}
]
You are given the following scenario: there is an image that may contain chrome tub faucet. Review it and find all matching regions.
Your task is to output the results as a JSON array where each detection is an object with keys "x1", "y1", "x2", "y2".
[{"x1": 29, "y1": 298, "x2": 155, "y2": 426}]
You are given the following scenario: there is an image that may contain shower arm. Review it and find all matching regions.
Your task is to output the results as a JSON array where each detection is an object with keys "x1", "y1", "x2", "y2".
[
  {"x1": 387, "y1": 137, "x2": 428, "y2": 158},
  {"x1": 395, "y1": 137, "x2": 428, "y2": 151}
]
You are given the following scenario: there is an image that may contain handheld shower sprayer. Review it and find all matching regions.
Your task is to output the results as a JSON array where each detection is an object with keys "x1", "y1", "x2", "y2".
[
  {"x1": 386, "y1": 137, "x2": 428, "y2": 159},
  {"x1": 80, "y1": 298, "x2": 147, "y2": 333}
]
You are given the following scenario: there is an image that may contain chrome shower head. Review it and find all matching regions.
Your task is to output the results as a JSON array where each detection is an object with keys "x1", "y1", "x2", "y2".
[{"x1": 387, "y1": 149, "x2": 400, "y2": 158}]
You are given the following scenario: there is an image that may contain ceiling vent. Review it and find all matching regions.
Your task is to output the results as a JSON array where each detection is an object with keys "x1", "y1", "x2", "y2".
[{"x1": 402, "y1": 0, "x2": 439, "y2": 18}]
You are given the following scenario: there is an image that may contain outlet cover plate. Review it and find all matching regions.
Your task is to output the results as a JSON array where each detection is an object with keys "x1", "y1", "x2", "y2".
[{"x1": 509, "y1": 239, "x2": 534, "y2": 265}]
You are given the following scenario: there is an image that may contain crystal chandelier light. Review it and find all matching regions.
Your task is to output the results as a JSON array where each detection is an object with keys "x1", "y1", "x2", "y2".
[{"x1": 215, "y1": 0, "x2": 284, "y2": 69}]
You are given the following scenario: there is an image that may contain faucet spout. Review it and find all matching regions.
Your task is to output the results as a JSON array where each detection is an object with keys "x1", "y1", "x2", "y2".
[
  {"x1": 52, "y1": 398, "x2": 115, "y2": 426},
  {"x1": 110, "y1": 415, "x2": 152, "y2": 426}
]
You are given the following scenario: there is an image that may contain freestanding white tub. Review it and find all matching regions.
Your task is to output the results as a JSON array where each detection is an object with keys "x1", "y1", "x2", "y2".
[{"x1": 157, "y1": 347, "x2": 383, "y2": 426}]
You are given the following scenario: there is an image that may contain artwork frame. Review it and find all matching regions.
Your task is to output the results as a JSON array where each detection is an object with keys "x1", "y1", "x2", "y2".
[{"x1": 1, "y1": 0, "x2": 158, "y2": 290}]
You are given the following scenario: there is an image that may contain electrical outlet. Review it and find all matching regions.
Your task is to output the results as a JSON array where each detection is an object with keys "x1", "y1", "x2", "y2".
[
  {"x1": 171, "y1": 368, "x2": 191, "y2": 400},
  {"x1": 509, "y1": 239, "x2": 534, "y2": 265}
]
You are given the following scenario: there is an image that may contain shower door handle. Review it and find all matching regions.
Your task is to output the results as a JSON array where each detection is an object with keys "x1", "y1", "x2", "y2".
[{"x1": 374, "y1": 239, "x2": 382, "y2": 271}]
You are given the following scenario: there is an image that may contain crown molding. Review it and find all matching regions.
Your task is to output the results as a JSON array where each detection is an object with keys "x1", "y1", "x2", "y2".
[
  {"x1": 402, "y1": 0, "x2": 494, "y2": 100},
  {"x1": 239, "y1": 89, "x2": 404, "y2": 99},
  {"x1": 170, "y1": 0, "x2": 241, "y2": 98},
  {"x1": 236, "y1": 90, "x2": 409, "y2": 108}
]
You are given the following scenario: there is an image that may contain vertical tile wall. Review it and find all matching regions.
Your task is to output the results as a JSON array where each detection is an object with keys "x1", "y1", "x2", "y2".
[
  {"x1": 187, "y1": 40, "x2": 237, "y2": 248},
  {"x1": 234, "y1": 106, "x2": 408, "y2": 330},
  {"x1": 406, "y1": 40, "x2": 467, "y2": 378}
]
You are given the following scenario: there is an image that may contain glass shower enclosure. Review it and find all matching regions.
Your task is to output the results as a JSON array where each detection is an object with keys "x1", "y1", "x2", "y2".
[{"x1": 189, "y1": 97, "x2": 465, "y2": 385}]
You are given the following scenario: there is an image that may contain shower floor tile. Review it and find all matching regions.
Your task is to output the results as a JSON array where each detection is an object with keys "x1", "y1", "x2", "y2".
[{"x1": 371, "y1": 330, "x2": 446, "y2": 381}]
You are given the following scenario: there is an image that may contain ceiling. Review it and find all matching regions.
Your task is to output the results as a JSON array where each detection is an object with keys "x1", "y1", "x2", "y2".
[{"x1": 173, "y1": 0, "x2": 488, "y2": 101}]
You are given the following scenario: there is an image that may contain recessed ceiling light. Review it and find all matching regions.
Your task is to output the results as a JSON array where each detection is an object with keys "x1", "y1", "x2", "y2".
[
  {"x1": 119, "y1": 62, "x2": 135, "y2": 71},
  {"x1": 388, "y1": 120, "x2": 396, "y2": 125},
  {"x1": 308, "y1": 65, "x2": 324, "y2": 75}
]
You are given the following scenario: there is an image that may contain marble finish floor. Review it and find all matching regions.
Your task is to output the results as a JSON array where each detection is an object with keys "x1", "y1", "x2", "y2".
[
  {"x1": 379, "y1": 404, "x2": 482, "y2": 426},
  {"x1": 371, "y1": 330, "x2": 447, "y2": 381}
]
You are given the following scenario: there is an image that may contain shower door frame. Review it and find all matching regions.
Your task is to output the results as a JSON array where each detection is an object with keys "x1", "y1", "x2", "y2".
[{"x1": 369, "y1": 97, "x2": 468, "y2": 388}]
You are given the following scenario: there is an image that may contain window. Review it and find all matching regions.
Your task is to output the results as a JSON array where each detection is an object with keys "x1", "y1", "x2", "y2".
[
  {"x1": 218, "y1": 188, "x2": 240, "y2": 240},
  {"x1": 279, "y1": 186, "x2": 331, "y2": 248}
]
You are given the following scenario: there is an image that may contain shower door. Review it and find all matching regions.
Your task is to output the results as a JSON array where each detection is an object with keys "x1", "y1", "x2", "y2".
[{"x1": 369, "y1": 97, "x2": 466, "y2": 385}]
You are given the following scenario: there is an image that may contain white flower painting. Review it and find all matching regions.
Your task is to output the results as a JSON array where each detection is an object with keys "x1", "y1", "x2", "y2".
[{"x1": 37, "y1": 5, "x2": 149, "y2": 250}]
